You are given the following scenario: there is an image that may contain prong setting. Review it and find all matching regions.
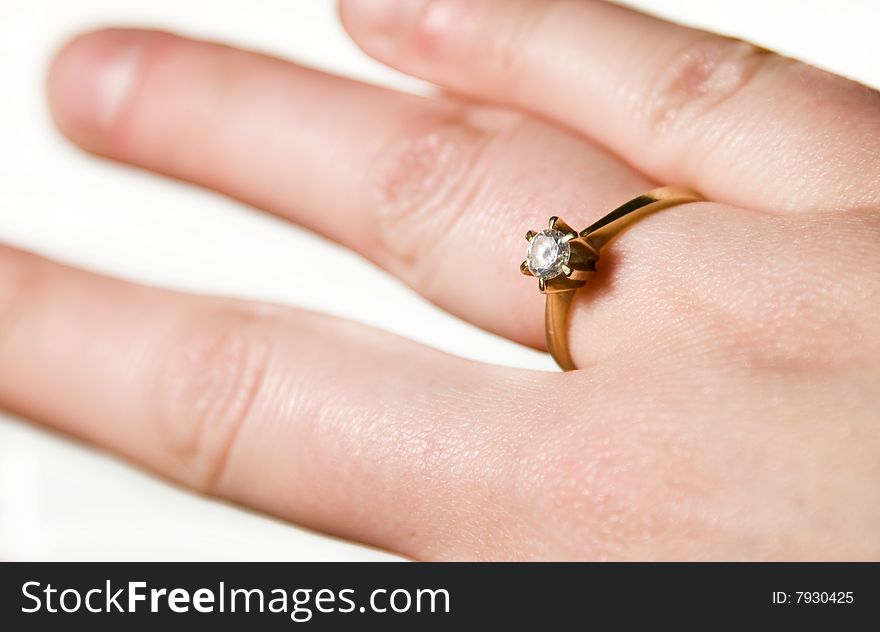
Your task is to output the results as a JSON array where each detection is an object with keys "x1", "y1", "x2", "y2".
[{"x1": 524, "y1": 223, "x2": 573, "y2": 281}]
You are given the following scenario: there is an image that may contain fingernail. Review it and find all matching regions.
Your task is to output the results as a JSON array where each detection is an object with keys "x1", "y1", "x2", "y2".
[
  {"x1": 342, "y1": 0, "x2": 429, "y2": 38},
  {"x1": 48, "y1": 29, "x2": 147, "y2": 145}
]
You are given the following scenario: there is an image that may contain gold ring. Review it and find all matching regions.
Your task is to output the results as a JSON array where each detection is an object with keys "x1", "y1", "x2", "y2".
[{"x1": 520, "y1": 186, "x2": 704, "y2": 371}]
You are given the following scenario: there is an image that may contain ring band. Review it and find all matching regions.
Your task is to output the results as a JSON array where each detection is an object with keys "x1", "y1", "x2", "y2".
[{"x1": 520, "y1": 186, "x2": 704, "y2": 371}]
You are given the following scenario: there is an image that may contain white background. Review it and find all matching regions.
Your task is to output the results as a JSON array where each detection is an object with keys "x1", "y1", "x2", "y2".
[{"x1": 1, "y1": 0, "x2": 878, "y2": 561}]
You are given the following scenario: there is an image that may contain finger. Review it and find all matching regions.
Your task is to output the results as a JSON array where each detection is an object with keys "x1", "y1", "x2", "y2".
[
  {"x1": 47, "y1": 28, "x2": 651, "y2": 349},
  {"x1": 0, "y1": 244, "x2": 543, "y2": 559},
  {"x1": 340, "y1": 0, "x2": 880, "y2": 213},
  {"x1": 48, "y1": 28, "x2": 868, "y2": 379}
]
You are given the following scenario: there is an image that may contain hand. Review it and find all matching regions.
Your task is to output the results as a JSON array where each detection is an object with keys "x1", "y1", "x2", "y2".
[{"x1": 4, "y1": 0, "x2": 879, "y2": 560}]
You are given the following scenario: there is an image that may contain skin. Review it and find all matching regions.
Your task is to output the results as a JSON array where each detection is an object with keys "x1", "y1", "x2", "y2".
[{"x1": 1, "y1": 0, "x2": 878, "y2": 560}]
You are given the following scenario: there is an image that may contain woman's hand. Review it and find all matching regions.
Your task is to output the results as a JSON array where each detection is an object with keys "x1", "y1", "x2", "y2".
[{"x1": 3, "y1": 0, "x2": 878, "y2": 559}]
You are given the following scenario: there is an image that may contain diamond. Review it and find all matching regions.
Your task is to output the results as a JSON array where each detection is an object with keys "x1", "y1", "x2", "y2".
[{"x1": 526, "y1": 229, "x2": 570, "y2": 280}]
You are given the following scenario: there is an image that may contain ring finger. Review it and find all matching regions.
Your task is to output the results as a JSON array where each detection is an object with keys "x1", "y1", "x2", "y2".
[{"x1": 47, "y1": 28, "x2": 652, "y2": 348}]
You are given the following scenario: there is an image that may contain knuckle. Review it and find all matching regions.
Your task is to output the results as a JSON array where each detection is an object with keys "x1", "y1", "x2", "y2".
[
  {"x1": 642, "y1": 36, "x2": 775, "y2": 133},
  {"x1": 405, "y1": 0, "x2": 463, "y2": 60},
  {"x1": 151, "y1": 304, "x2": 274, "y2": 492},
  {"x1": 403, "y1": 0, "x2": 514, "y2": 67},
  {"x1": 369, "y1": 111, "x2": 490, "y2": 281},
  {"x1": 405, "y1": 0, "x2": 528, "y2": 81}
]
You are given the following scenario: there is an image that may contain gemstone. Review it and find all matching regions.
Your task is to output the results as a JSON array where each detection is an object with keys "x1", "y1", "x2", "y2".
[{"x1": 526, "y1": 229, "x2": 570, "y2": 280}]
